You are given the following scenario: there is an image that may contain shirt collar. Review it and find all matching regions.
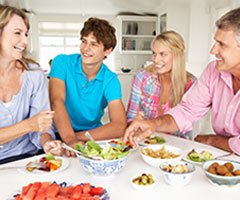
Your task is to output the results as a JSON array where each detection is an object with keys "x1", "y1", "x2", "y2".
[
  {"x1": 219, "y1": 70, "x2": 233, "y2": 89},
  {"x1": 74, "y1": 55, "x2": 105, "y2": 81}
]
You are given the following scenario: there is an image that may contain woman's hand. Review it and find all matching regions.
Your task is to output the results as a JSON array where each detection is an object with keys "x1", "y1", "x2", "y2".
[
  {"x1": 28, "y1": 111, "x2": 55, "y2": 132},
  {"x1": 43, "y1": 140, "x2": 63, "y2": 156}
]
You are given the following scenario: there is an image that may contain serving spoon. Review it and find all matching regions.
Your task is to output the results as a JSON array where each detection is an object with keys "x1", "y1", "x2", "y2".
[
  {"x1": 61, "y1": 143, "x2": 82, "y2": 156},
  {"x1": 62, "y1": 143, "x2": 103, "y2": 160},
  {"x1": 85, "y1": 131, "x2": 95, "y2": 141}
]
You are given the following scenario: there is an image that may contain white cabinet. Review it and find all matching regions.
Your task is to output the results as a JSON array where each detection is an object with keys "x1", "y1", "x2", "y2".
[
  {"x1": 118, "y1": 73, "x2": 135, "y2": 108},
  {"x1": 118, "y1": 16, "x2": 158, "y2": 54},
  {"x1": 101, "y1": 73, "x2": 135, "y2": 124}
]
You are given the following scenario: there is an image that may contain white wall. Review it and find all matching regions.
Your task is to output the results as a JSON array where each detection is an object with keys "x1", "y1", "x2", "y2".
[{"x1": 187, "y1": 0, "x2": 212, "y2": 78}]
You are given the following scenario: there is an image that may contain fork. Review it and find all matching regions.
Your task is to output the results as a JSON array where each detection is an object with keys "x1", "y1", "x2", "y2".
[
  {"x1": 85, "y1": 131, "x2": 95, "y2": 141},
  {"x1": 214, "y1": 152, "x2": 233, "y2": 159}
]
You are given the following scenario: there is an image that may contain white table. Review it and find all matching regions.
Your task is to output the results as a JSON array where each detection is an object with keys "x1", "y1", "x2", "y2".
[{"x1": 1, "y1": 133, "x2": 239, "y2": 200}]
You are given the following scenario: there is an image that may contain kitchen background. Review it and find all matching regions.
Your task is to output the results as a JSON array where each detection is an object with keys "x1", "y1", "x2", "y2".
[{"x1": 2, "y1": 0, "x2": 240, "y2": 134}]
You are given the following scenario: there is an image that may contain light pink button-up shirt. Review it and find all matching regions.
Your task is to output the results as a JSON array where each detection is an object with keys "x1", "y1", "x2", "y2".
[{"x1": 167, "y1": 61, "x2": 240, "y2": 155}]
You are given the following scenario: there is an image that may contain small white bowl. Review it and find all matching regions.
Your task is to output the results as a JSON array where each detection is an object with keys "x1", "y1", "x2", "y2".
[
  {"x1": 159, "y1": 161, "x2": 195, "y2": 186},
  {"x1": 131, "y1": 173, "x2": 156, "y2": 191},
  {"x1": 202, "y1": 159, "x2": 240, "y2": 187},
  {"x1": 140, "y1": 145, "x2": 183, "y2": 167}
]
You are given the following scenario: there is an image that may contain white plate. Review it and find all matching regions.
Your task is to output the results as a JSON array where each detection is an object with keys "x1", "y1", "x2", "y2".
[
  {"x1": 182, "y1": 149, "x2": 215, "y2": 165},
  {"x1": 17, "y1": 155, "x2": 69, "y2": 176}
]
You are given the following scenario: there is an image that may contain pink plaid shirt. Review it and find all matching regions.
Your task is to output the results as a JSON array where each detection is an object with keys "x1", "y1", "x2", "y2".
[
  {"x1": 167, "y1": 61, "x2": 240, "y2": 155},
  {"x1": 127, "y1": 70, "x2": 195, "y2": 121}
]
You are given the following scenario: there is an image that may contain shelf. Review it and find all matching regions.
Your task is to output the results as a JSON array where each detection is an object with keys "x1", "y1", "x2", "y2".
[
  {"x1": 122, "y1": 34, "x2": 155, "y2": 38},
  {"x1": 119, "y1": 50, "x2": 152, "y2": 54},
  {"x1": 118, "y1": 15, "x2": 158, "y2": 54}
]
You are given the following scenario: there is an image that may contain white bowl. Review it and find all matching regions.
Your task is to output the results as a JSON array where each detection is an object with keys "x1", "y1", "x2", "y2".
[
  {"x1": 159, "y1": 161, "x2": 195, "y2": 186},
  {"x1": 202, "y1": 159, "x2": 240, "y2": 186},
  {"x1": 131, "y1": 173, "x2": 156, "y2": 191},
  {"x1": 140, "y1": 145, "x2": 183, "y2": 167}
]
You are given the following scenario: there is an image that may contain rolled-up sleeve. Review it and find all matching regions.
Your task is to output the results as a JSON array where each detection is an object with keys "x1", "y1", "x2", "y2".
[
  {"x1": 166, "y1": 63, "x2": 213, "y2": 133},
  {"x1": 229, "y1": 136, "x2": 240, "y2": 156}
]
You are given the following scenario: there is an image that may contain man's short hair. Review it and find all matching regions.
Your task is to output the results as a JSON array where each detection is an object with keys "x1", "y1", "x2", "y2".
[{"x1": 216, "y1": 7, "x2": 240, "y2": 45}]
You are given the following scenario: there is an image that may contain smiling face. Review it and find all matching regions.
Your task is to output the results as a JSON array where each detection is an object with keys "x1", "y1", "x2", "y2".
[
  {"x1": 80, "y1": 32, "x2": 112, "y2": 70},
  {"x1": 151, "y1": 40, "x2": 173, "y2": 74},
  {"x1": 210, "y1": 29, "x2": 240, "y2": 73},
  {"x1": 0, "y1": 14, "x2": 28, "y2": 61}
]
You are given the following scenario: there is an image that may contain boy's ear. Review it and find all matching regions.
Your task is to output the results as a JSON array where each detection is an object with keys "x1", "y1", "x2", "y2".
[{"x1": 104, "y1": 48, "x2": 113, "y2": 57}]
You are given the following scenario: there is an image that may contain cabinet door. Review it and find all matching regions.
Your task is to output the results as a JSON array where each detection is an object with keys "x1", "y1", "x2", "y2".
[
  {"x1": 101, "y1": 73, "x2": 135, "y2": 124},
  {"x1": 118, "y1": 16, "x2": 158, "y2": 54},
  {"x1": 118, "y1": 74, "x2": 135, "y2": 108}
]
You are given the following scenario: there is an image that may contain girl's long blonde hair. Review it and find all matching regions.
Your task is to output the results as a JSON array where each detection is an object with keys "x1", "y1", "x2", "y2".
[
  {"x1": 146, "y1": 30, "x2": 189, "y2": 107},
  {"x1": 0, "y1": 4, "x2": 39, "y2": 70}
]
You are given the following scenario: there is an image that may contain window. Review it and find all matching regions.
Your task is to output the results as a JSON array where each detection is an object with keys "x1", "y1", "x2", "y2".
[
  {"x1": 38, "y1": 22, "x2": 82, "y2": 72},
  {"x1": 38, "y1": 21, "x2": 115, "y2": 72}
]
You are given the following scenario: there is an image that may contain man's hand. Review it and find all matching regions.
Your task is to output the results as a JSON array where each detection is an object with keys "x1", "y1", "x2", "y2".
[
  {"x1": 28, "y1": 111, "x2": 54, "y2": 132},
  {"x1": 123, "y1": 119, "x2": 157, "y2": 147}
]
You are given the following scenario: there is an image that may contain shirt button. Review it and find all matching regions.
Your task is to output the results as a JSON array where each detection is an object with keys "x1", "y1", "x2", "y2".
[
  {"x1": 147, "y1": 98, "x2": 152, "y2": 103},
  {"x1": 226, "y1": 123, "x2": 229, "y2": 127},
  {"x1": 230, "y1": 105, "x2": 233, "y2": 108}
]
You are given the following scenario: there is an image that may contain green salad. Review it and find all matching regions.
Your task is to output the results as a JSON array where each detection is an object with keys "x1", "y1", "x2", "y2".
[
  {"x1": 74, "y1": 140, "x2": 129, "y2": 160},
  {"x1": 187, "y1": 149, "x2": 213, "y2": 162}
]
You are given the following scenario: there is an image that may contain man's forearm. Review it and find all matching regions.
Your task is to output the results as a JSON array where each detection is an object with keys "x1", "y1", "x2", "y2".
[
  {"x1": 153, "y1": 114, "x2": 179, "y2": 133},
  {"x1": 209, "y1": 135, "x2": 232, "y2": 152}
]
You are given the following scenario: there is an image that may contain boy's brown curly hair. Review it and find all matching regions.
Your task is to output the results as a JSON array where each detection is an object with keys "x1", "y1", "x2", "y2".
[{"x1": 80, "y1": 17, "x2": 117, "y2": 51}]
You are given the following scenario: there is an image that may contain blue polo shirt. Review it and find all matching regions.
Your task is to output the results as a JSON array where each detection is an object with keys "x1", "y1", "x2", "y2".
[{"x1": 49, "y1": 54, "x2": 122, "y2": 131}]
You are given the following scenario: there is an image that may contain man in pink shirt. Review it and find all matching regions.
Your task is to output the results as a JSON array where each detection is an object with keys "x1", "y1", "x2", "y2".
[{"x1": 124, "y1": 7, "x2": 240, "y2": 155}]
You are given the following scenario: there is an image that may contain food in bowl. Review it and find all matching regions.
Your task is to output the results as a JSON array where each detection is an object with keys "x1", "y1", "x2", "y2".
[
  {"x1": 132, "y1": 173, "x2": 155, "y2": 185},
  {"x1": 140, "y1": 145, "x2": 183, "y2": 167},
  {"x1": 187, "y1": 149, "x2": 213, "y2": 162},
  {"x1": 75, "y1": 140, "x2": 130, "y2": 160},
  {"x1": 75, "y1": 140, "x2": 130, "y2": 176},
  {"x1": 131, "y1": 173, "x2": 156, "y2": 190},
  {"x1": 160, "y1": 161, "x2": 195, "y2": 186},
  {"x1": 161, "y1": 163, "x2": 190, "y2": 173},
  {"x1": 203, "y1": 160, "x2": 240, "y2": 186},
  {"x1": 207, "y1": 161, "x2": 240, "y2": 176},
  {"x1": 141, "y1": 145, "x2": 180, "y2": 159}
]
